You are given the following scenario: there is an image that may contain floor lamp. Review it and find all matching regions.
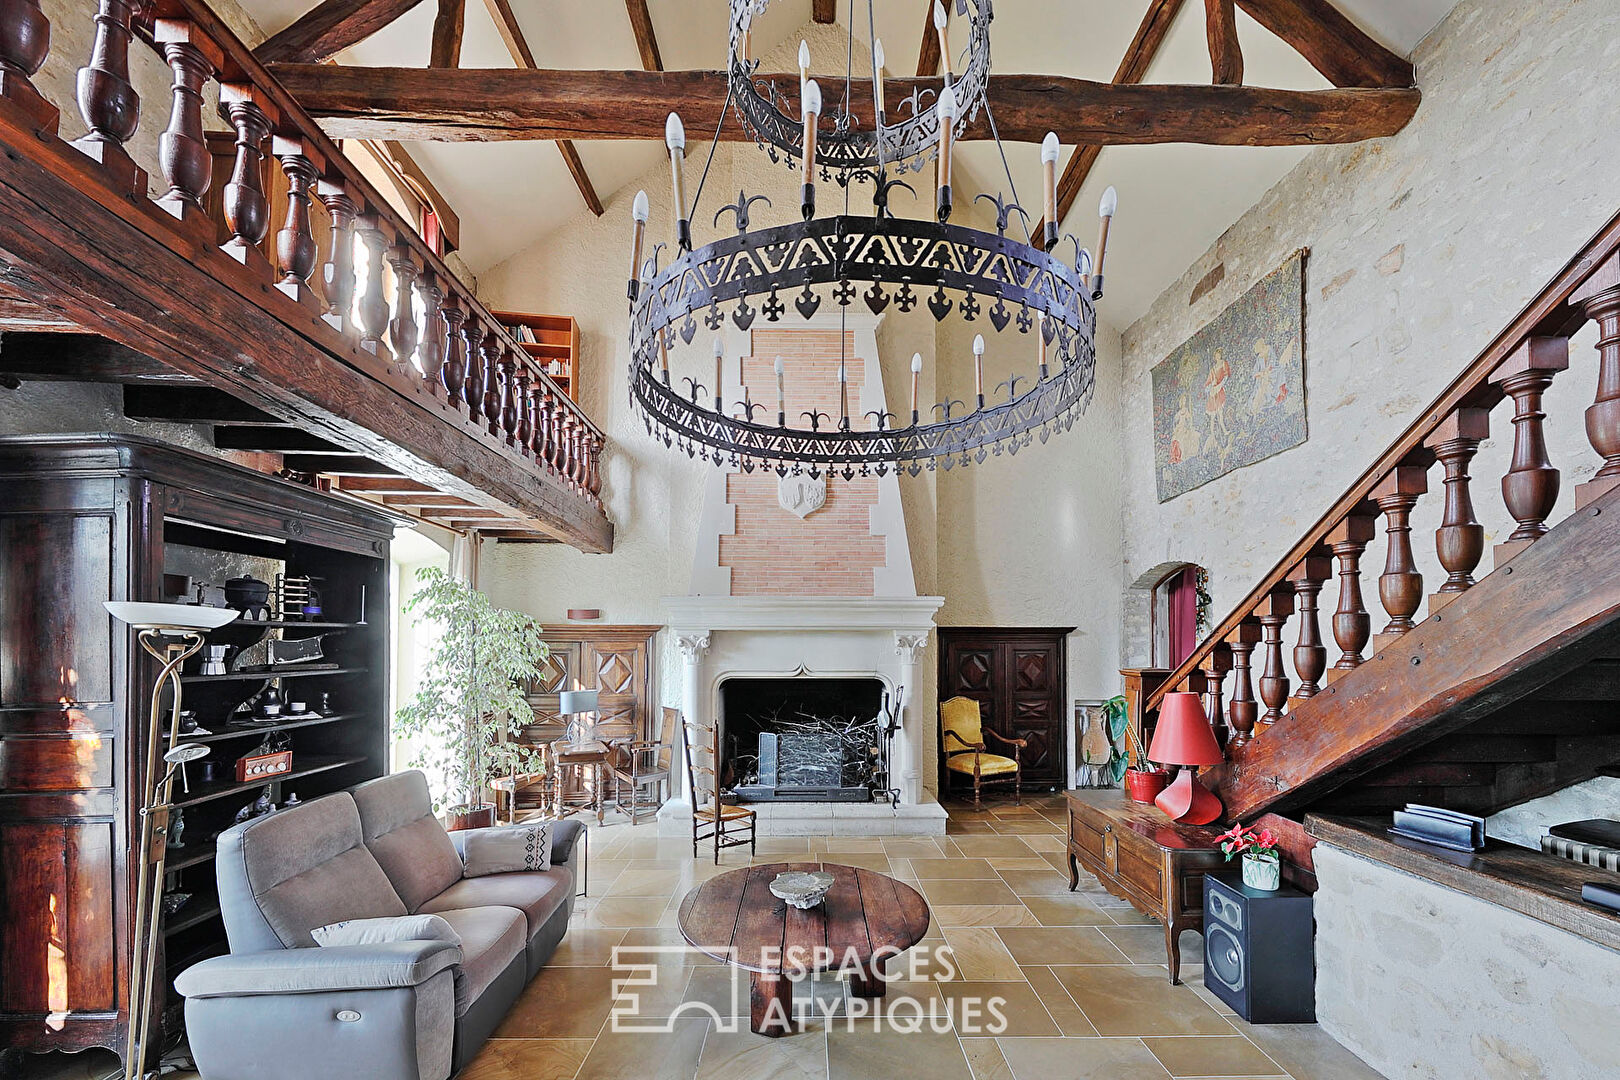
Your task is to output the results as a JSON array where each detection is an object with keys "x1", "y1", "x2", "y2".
[{"x1": 105, "y1": 602, "x2": 238, "y2": 1080}]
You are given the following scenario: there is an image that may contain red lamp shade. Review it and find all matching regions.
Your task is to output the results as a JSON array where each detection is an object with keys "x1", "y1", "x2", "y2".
[
  {"x1": 1147, "y1": 693, "x2": 1223, "y2": 766},
  {"x1": 1147, "y1": 692, "x2": 1224, "y2": 825}
]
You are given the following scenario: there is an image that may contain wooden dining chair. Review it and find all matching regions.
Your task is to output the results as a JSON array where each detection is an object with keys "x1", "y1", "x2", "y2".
[
  {"x1": 940, "y1": 695, "x2": 1025, "y2": 808},
  {"x1": 607, "y1": 705, "x2": 678, "y2": 825},
  {"x1": 680, "y1": 710, "x2": 756, "y2": 863}
]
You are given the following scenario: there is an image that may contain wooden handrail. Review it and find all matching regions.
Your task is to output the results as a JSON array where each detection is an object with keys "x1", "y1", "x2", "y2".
[{"x1": 1145, "y1": 206, "x2": 1620, "y2": 718}]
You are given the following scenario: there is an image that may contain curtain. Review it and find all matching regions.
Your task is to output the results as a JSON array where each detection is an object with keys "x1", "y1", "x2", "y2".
[
  {"x1": 449, "y1": 532, "x2": 479, "y2": 587},
  {"x1": 1165, "y1": 567, "x2": 1198, "y2": 668}
]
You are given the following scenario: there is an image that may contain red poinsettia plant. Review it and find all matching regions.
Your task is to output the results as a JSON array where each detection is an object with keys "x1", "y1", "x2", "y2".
[{"x1": 1218, "y1": 822, "x2": 1280, "y2": 862}]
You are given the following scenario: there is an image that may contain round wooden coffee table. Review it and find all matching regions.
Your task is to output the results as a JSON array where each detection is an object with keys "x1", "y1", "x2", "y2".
[{"x1": 676, "y1": 861, "x2": 931, "y2": 1036}]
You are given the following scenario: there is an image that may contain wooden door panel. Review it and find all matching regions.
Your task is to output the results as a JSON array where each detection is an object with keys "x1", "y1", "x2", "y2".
[{"x1": 939, "y1": 629, "x2": 1070, "y2": 788}]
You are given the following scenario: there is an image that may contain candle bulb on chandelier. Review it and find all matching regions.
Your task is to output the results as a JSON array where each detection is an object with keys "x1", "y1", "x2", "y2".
[
  {"x1": 628, "y1": 189, "x2": 649, "y2": 301},
  {"x1": 936, "y1": 84, "x2": 957, "y2": 222},
  {"x1": 872, "y1": 39, "x2": 886, "y2": 123},
  {"x1": 801, "y1": 80, "x2": 821, "y2": 220},
  {"x1": 1093, "y1": 186, "x2": 1117, "y2": 301},
  {"x1": 934, "y1": 1, "x2": 951, "y2": 83},
  {"x1": 798, "y1": 39, "x2": 810, "y2": 101},
  {"x1": 774, "y1": 355, "x2": 786, "y2": 425},
  {"x1": 1040, "y1": 133, "x2": 1060, "y2": 252},
  {"x1": 666, "y1": 113, "x2": 690, "y2": 251},
  {"x1": 972, "y1": 333, "x2": 985, "y2": 406},
  {"x1": 910, "y1": 352, "x2": 922, "y2": 424},
  {"x1": 712, "y1": 335, "x2": 724, "y2": 411}
]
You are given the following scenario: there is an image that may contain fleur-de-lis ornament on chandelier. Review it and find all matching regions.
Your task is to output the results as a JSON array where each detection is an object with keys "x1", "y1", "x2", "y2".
[{"x1": 625, "y1": 0, "x2": 1122, "y2": 479}]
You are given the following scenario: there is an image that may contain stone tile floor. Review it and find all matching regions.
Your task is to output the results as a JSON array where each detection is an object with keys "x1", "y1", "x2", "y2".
[{"x1": 4, "y1": 793, "x2": 1386, "y2": 1080}]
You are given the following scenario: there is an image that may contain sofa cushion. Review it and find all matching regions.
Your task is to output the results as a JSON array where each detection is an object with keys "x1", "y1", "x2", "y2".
[
  {"x1": 461, "y1": 822, "x2": 553, "y2": 877},
  {"x1": 417, "y1": 867, "x2": 573, "y2": 939},
  {"x1": 431, "y1": 906, "x2": 526, "y2": 1016},
  {"x1": 352, "y1": 771, "x2": 466, "y2": 911},
  {"x1": 219, "y1": 793, "x2": 407, "y2": 951},
  {"x1": 311, "y1": 913, "x2": 461, "y2": 949}
]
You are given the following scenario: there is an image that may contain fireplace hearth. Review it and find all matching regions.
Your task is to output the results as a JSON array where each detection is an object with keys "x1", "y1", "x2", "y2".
[{"x1": 721, "y1": 677, "x2": 887, "y2": 802}]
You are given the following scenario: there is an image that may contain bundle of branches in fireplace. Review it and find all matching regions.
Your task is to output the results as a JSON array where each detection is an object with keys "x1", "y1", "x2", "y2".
[{"x1": 726, "y1": 706, "x2": 883, "y2": 789}]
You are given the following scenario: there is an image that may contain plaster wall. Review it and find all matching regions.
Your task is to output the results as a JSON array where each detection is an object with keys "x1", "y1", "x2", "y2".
[
  {"x1": 475, "y1": 24, "x2": 1127, "y2": 792},
  {"x1": 1485, "y1": 776, "x2": 1620, "y2": 850},
  {"x1": 1314, "y1": 843, "x2": 1620, "y2": 1080},
  {"x1": 1117, "y1": 0, "x2": 1620, "y2": 669}
]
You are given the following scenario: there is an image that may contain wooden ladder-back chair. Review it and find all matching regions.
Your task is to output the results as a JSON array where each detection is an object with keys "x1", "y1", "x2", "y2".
[
  {"x1": 680, "y1": 708, "x2": 756, "y2": 862},
  {"x1": 940, "y1": 695, "x2": 1025, "y2": 808},
  {"x1": 607, "y1": 705, "x2": 677, "y2": 825}
]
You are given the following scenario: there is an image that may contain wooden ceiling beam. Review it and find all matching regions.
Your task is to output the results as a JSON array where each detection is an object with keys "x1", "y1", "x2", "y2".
[
  {"x1": 1234, "y1": 0, "x2": 1413, "y2": 88},
  {"x1": 479, "y1": 0, "x2": 603, "y2": 217},
  {"x1": 624, "y1": 0, "x2": 662, "y2": 71},
  {"x1": 335, "y1": 477, "x2": 436, "y2": 493},
  {"x1": 812, "y1": 0, "x2": 836, "y2": 25},
  {"x1": 430, "y1": 0, "x2": 465, "y2": 68},
  {"x1": 1205, "y1": 0, "x2": 1243, "y2": 85},
  {"x1": 276, "y1": 63, "x2": 1418, "y2": 147},
  {"x1": 1035, "y1": 0, "x2": 1183, "y2": 237},
  {"x1": 255, "y1": 0, "x2": 425, "y2": 64}
]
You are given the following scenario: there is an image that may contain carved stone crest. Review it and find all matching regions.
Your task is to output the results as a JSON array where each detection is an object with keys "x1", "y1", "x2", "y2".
[{"x1": 777, "y1": 474, "x2": 826, "y2": 519}]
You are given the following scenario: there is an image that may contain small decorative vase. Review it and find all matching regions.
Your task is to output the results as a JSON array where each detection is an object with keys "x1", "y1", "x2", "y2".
[{"x1": 1242, "y1": 852, "x2": 1281, "y2": 891}]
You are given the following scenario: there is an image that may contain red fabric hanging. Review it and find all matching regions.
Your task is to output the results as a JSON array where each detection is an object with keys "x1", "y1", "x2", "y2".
[{"x1": 1165, "y1": 567, "x2": 1198, "y2": 668}]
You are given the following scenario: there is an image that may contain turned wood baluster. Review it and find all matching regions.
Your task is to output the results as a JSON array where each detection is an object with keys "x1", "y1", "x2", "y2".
[
  {"x1": 1572, "y1": 261, "x2": 1620, "y2": 509},
  {"x1": 514, "y1": 368, "x2": 533, "y2": 454},
  {"x1": 1372, "y1": 465, "x2": 1428, "y2": 638},
  {"x1": 153, "y1": 22, "x2": 219, "y2": 232},
  {"x1": 439, "y1": 296, "x2": 467, "y2": 406},
  {"x1": 75, "y1": 0, "x2": 142, "y2": 189},
  {"x1": 480, "y1": 331, "x2": 503, "y2": 432},
  {"x1": 586, "y1": 432, "x2": 602, "y2": 498},
  {"x1": 1200, "y1": 644, "x2": 1232, "y2": 748},
  {"x1": 1425, "y1": 408, "x2": 1489, "y2": 605},
  {"x1": 562, "y1": 414, "x2": 579, "y2": 489},
  {"x1": 1224, "y1": 622, "x2": 1261, "y2": 749},
  {"x1": 526, "y1": 377, "x2": 545, "y2": 458},
  {"x1": 0, "y1": 0, "x2": 59, "y2": 132},
  {"x1": 1255, "y1": 590, "x2": 1293, "y2": 726},
  {"x1": 273, "y1": 138, "x2": 321, "y2": 304},
  {"x1": 571, "y1": 418, "x2": 587, "y2": 491},
  {"x1": 418, "y1": 269, "x2": 446, "y2": 394},
  {"x1": 1492, "y1": 336, "x2": 1569, "y2": 550},
  {"x1": 462, "y1": 318, "x2": 485, "y2": 424},
  {"x1": 540, "y1": 389, "x2": 558, "y2": 470},
  {"x1": 1288, "y1": 555, "x2": 1331, "y2": 700},
  {"x1": 318, "y1": 182, "x2": 358, "y2": 331},
  {"x1": 386, "y1": 244, "x2": 421, "y2": 374},
  {"x1": 220, "y1": 91, "x2": 273, "y2": 274},
  {"x1": 355, "y1": 215, "x2": 390, "y2": 354},
  {"x1": 499, "y1": 351, "x2": 519, "y2": 445},
  {"x1": 1326, "y1": 513, "x2": 1375, "y2": 676}
]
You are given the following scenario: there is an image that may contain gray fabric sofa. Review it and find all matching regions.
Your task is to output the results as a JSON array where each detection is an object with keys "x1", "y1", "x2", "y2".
[{"x1": 175, "y1": 772, "x2": 582, "y2": 1080}]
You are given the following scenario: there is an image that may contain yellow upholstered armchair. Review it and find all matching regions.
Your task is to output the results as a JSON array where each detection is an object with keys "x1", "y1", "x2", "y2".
[{"x1": 940, "y1": 696, "x2": 1025, "y2": 808}]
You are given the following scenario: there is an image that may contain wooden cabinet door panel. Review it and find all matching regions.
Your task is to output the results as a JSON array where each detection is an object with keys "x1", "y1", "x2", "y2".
[{"x1": 938, "y1": 629, "x2": 1070, "y2": 787}]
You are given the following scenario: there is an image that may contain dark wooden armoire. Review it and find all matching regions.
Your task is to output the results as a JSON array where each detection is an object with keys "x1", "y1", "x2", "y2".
[
  {"x1": 0, "y1": 436, "x2": 394, "y2": 1061},
  {"x1": 937, "y1": 627, "x2": 1074, "y2": 789}
]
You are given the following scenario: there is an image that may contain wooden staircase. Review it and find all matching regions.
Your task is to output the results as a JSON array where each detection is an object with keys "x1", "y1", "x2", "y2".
[
  {"x1": 1141, "y1": 207, "x2": 1620, "y2": 823},
  {"x1": 0, "y1": 0, "x2": 611, "y2": 551}
]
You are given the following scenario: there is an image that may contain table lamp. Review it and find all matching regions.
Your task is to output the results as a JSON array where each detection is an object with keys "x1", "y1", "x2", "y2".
[
  {"x1": 104, "y1": 601, "x2": 237, "y2": 1080},
  {"x1": 1146, "y1": 692, "x2": 1224, "y2": 825},
  {"x1": 558, "y1": 688, "x2": 599, "y2": 744}
]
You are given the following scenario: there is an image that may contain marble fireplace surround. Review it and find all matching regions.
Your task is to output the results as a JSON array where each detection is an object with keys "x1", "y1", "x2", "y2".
[{"x1": 659, "y1": 595, "x2": 948, "y2": 836}]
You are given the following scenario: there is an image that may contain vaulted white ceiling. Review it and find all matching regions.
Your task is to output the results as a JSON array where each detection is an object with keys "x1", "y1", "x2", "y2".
[{"x1": 244, "y1": 0, "x2": 1458, "y2": 326}]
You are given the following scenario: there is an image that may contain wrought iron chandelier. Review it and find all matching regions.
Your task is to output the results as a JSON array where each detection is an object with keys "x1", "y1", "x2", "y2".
[{"x1": 624, "y1": 0, "x2": 1120, "y2": 478}]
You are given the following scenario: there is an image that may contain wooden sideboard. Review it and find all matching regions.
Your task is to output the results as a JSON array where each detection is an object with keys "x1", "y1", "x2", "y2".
[{"x1": 1065, "y1": 789, "x2": 1226, "y2": 984}]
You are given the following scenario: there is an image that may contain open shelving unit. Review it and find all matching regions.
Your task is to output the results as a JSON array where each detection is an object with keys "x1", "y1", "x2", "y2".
[{"x1": 491, "y1": 309, "x2": 580, "y2": 402}]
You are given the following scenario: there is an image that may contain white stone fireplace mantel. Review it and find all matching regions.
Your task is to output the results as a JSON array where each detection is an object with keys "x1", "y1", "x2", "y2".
[{"x1": 660, "y1": 594, "x2": 947, "y2": 835}]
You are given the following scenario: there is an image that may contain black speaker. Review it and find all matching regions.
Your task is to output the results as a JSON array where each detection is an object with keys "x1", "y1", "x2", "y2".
[{"x1": 1202, "y1": 873, "x2": 1315, "y2": 1023}]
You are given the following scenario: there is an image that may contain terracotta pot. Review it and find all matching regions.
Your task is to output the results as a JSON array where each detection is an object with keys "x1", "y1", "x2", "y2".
[
  {"x1": 1124, "y1": 767, "x2": 1169, "y2": 803},
  {"x1": 445, "y1": 805, "x2": 497, "y2": 831}
]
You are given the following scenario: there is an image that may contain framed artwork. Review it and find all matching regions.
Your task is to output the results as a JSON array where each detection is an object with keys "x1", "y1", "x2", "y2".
[{"x1": 1151, "y1": 251, "x2": 1307, "y2": 502}]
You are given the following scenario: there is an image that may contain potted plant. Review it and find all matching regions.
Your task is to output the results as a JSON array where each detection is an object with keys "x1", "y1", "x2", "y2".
[
  {"x1": 1119, "y1": 699, "x2": 1169, "y2": 802},
  {"x1": 395, "y1": 567, "x2": 548, "y2": 830},
  {"x1": 1219, "y1": 822, "x2": 1282, "y2": 891}
]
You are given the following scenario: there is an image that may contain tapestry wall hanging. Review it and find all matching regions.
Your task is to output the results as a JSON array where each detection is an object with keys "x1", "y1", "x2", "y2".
[{"x1": 1151, "y1": 250, "x2": 1307, "y2": 502}]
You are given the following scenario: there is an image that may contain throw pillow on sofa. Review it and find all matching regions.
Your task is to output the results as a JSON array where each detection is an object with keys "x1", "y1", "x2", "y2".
[
  {"x1": 312, "y1": 913, "x2": 462, "y2": 948},
  {"x1": 462, "y1": 822, "x2": 553, "y2": 877}
]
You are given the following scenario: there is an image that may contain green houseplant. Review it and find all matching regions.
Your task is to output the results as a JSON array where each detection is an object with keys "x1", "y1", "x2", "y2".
[{"x1": 394, "y1": 567, "x2": 549, "y2": 829}]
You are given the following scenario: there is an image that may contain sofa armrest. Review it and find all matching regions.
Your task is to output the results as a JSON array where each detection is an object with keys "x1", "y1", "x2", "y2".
[
  {"x1": 448, "y1": 818, "x2": 584, "y2": 863},
  {"x1": 175, "y1": 940, "x2": 461, "y2": 999}
]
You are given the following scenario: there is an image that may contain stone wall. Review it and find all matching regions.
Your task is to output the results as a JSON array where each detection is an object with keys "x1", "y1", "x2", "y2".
[
  {"x1": 1486, "y1": 776, "x2": 1620, "y2": 850},
  {"x1": 1314, "y1": 843, "x2": 1620, "y2": 1079},
  {"x1": 1118, "y1": 0, "x2": 1620, "y2": 669}
]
